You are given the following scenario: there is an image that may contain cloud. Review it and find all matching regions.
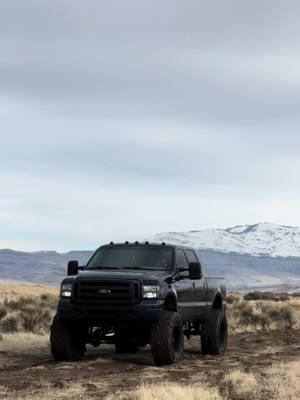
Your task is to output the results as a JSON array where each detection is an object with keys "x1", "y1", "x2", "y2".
[{"x1": 0, "y1": 0, "x2": 300, "y2": 250}]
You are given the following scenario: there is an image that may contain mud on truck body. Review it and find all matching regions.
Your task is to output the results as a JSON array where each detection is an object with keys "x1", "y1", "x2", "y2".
[{"x1": 50, "y1": 242, "x2": 227, "y2": 366}]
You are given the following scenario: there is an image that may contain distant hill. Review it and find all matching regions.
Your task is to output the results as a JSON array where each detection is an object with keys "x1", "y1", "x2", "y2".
[
  {"x1": 0, "y1": 223, "x2": 300, "y2": 291},
  {"x1": 0, "y1": 249, "x2": 92, "y2": 286}
]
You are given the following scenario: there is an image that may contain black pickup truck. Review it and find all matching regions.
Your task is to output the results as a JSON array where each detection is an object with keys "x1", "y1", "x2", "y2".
[{"x1": 50, "y1": 242, "x2": 227, "y2": 365}]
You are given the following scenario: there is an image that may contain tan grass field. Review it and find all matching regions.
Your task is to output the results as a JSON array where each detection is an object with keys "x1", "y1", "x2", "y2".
[
  {"x1": 0, "y1": 282, "x2": 58, "y2": 299},
  {"x1": 0, "y1": 283, "x2": 300, "y2": 400}
]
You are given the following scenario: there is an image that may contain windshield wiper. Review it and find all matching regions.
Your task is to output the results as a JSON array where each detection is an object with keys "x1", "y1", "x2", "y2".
[
  {"x1": 122, "y1": 266, "x2": 165, "y2": 271},
  {"x1": 88, "y1": 267, "x2": 120, "y2": 270}
]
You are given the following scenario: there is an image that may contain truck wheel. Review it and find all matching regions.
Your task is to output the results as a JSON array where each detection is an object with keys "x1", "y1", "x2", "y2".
[
  {"x1": 115, "y1": 338, "x2": 139, "y2": 354},
  {"x1": 201, "y1": 310, "x2": 228, "y2": 355},
  {"x1": 151, "y1": 311, "x2": 184, "y2": 366},
  {"x1": 50, "y1": 315, "x2": 86, "y2": 361}
]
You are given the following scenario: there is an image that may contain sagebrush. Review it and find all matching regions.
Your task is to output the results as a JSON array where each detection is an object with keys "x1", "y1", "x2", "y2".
[{"x1": 0, "y1": 293, "x2": 58, "y2": 335}]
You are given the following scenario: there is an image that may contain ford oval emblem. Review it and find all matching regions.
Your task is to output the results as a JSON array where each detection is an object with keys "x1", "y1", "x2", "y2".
[{"x1": 98, "y1": 288, "x2": 111, "y2": 294}]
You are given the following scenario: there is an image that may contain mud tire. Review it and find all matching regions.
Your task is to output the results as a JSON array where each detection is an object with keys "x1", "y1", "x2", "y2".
[
  {"x1": 151, "y1": 311, "x2": 184, "y2": 366},
  {"x1": 201, "y1": 310, "x2": 228, "y2": 355},
  {"x1": 50, "y1": 315, "x2": 86, "y2": 361}
]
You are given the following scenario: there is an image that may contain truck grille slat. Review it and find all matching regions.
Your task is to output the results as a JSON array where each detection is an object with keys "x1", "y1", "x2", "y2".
[{"x1": 73, "y1": 279, "x2": 140, "y2": 305}]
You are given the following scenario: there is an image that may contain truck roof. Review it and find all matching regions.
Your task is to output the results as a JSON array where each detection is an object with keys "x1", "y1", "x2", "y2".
[{"x1": 102, "y1": 242, "x2": 197, "y2": 252}]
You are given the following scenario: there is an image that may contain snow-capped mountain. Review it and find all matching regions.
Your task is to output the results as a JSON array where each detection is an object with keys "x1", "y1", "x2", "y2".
[{"x1": 151, "y1": 223, "x2": 300, "y2": 258}]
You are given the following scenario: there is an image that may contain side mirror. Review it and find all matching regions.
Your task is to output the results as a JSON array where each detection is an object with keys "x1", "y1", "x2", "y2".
[
  {"x1": 67, "y1": 260, "x2": 79, "y2": 276},
  {"x1": 189, "y1": 262, "x2": 201, "y2": 279}
]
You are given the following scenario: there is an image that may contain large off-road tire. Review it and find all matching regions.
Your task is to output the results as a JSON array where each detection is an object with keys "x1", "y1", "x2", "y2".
[
  {"x1": 115, "y1": 338, "x2": 140, "y2": 354},
  {"x1": 201, "y1": 310, "x2": 228, "y2": 355},
  {"x1": 50, "y1": 315, "x2": 86, "y2": 361},
  {"x1": 151, "y1": 311, "x2": 184, "y2": 366}
]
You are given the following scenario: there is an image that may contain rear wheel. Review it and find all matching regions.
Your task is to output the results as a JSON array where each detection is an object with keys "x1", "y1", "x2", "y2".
[
  {"x1": 201, "y1": 310, "x2": 228, "y2": 355},
  {"x1": 151, "y1": 311, "x2": 184, "y2": 366},
  {"x1": 50, "y1": 315, "x2": 86, "y2": 361}
]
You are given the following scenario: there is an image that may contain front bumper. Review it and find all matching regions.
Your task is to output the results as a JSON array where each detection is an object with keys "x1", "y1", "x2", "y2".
[{"x1": 57, "y1": 299, "x2": 163, "y2": 325}]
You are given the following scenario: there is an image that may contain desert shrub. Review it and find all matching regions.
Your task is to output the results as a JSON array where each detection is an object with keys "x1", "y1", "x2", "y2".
[
  {"x1": 290, "y1": 292, "x2": 300, "y2": 298},
  {"x1": 244, "y1": 291, "x2": 289, "y2": 302},
  {"x1": 260, "y1": 303, "x2": 296, "y2": 328},
  {"x1": 223, "y1": 370, "x2": 259, "y2": 400},
  {"x1": 105, "y1": 383, "x2": 222, "y2": 400},
  {"x1": 0, "y1": 314, "x2": 19, "y2": 333},
  {"x1": 4, "y1": 295, "x2": 36, "y2": 311},
  {"x1": 226, "y1": 294, "x2": 240, "y2": 304},
  {"x1": 19, "y1": 307, "x2": 53, "y2": 333},
  {"x1": 0, "y1": 293, "x2": 57, "y2": 334},
  {"x1": 228, "y1": 299, "x2": 298, "y2": 332},
  {"x1": 239, "y1": 302, "x2": 271, "y2": 326},
  {"x1": 222, "y1": 362, "x2": 300, "y2": 400},
  {"x1": 0, "y1": 303, "x2": 7, "y2": 320},
  {"x1": 39, "y1": 293, "x2": 59, "y2": 309}
]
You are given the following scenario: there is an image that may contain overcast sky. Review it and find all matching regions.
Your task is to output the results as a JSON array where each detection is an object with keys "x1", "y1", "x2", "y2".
[{"x1": 1, "y1": 1, "x2": 300, "y2": 251}]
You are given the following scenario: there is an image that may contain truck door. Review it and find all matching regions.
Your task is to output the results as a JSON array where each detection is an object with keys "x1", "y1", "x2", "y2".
[
  {"x1": 175, "y1": 249, "x2": 194, "y2": 321},
  {"x1": 185, "y1": 250, "x2": 208, "y2": 319}
]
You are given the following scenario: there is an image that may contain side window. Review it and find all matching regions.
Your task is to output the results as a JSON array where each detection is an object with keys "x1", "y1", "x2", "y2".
[
  {"x1": 186, "y1": 250, "x2": 202, "y2": 276},
  {"x1": 176, "y1": 249, "x2": 189, "y2": 277},
  {"x1": 186, "y1": 250, "x2": 198, "y2": 263}
]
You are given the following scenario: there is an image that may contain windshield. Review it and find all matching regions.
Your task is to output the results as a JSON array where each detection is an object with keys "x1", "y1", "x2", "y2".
[{"x1": 86, "y1": 246, "x2": 173, "y2": 271}]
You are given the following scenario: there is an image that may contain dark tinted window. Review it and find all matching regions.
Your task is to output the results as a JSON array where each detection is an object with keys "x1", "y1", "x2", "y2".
[
  {"x1": 87, "y1": 246, "x2": 173, "y2": 271},
  {"x1": 186, "y1": 250, "x2": 198, "y2": 263},
  {"x1": 176, "y1": 250, "x2": 189, "y2": 268},
  {"x1": 176, "y1": 250, "x2": 189, "y2": 277}
]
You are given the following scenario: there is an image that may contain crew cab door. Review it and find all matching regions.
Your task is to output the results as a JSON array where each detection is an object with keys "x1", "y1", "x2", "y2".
[
  {"x1": 185, "y1": 250, "x2": 208, "y2": 319},
  {"x1": 175, "y1": 249, "x2": 194, "y2": 321}
]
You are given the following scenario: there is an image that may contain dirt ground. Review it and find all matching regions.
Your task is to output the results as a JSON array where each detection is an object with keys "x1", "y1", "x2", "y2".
[{"x1": 1, "y1": 329, "x2": 300, "y2": 399}]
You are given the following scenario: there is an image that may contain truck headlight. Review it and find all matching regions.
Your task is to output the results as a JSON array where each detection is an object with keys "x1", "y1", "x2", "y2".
[
  {"x1": 61, "y1": 283, "x2": 72, "y2": 298},
  {"x1": 142, "y1": 285, "x2": 160, "y2": 299}
]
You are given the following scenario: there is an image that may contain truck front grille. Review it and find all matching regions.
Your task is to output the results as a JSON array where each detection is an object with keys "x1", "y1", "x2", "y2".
[{"x1": 73, "y1": 279, "x2": 141, "y2": 305}]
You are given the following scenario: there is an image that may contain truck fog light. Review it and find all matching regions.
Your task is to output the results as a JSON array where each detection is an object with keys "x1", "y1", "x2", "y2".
[
  {"x1": 142, "y1": 285, "x2": 160, "y2": 299},
  {"x1": 61, "y1": 283, "x2": 72, "y2": 298}
]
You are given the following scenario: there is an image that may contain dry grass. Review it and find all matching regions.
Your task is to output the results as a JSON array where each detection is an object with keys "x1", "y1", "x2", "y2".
[
  {"x1": 0, "y1": 383, "x2": 88, "y2": 400},
  {"x1": 1, "y1": 364, "x2": 299, "y2": 400},
  {"x1": 0, "y1": 332, "x2": 48, "y2": 353},
  {"x1": 222, "y1": 361, "x2": 300, "y2": 400},
  {"x1": 105, "y1": 383, "x2": 222, "y2": 400},
  {"x1": 0, "y1": 282, "x2": 58, "y2": 299},
  {"x1": 0, "y1": 283, "x2": 58, "y2": 336},
  {"x1": 244, "y1": 291, "x2": 290, "y2": 301},
  {"x1": 227, "y1": 293, "x2": 300, "y2": 333},
  {"x1": 223, "y1": 370, "x2": 259, "y2": 400},
  {"x1": 104, "y1": 361, "x2": 300, "y2": 400}
]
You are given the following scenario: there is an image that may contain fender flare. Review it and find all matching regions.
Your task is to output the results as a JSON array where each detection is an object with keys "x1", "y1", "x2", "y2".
[{"x1": 163, "y1": 291, "x2": 178, "y2": 311}]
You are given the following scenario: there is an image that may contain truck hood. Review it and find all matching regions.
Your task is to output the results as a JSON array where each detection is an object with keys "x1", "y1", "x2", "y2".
[{"x1": 74, "y1": 269, "x2": 172, "y2": 283}]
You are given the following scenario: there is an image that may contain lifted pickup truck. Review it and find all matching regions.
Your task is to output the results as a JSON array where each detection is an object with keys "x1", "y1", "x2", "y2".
[{"x1": 50, "y1": 242, "x2": 227, "y2": 365}]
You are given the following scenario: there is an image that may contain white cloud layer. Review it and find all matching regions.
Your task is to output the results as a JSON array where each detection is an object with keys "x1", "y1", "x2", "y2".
[{"x1": 0, "y1": 0, "x2": 300, "y2": 251}]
